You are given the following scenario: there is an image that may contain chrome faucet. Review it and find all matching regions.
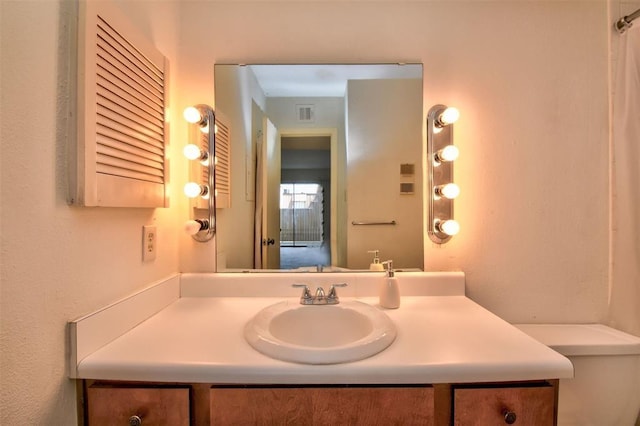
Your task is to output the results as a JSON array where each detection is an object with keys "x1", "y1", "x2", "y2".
[
  {"x1": 327, "y1": 283, "x2": 347, "y2": 303},
  {"x1": 292, "y1": 283, "x2": 347, "y2": 305}
]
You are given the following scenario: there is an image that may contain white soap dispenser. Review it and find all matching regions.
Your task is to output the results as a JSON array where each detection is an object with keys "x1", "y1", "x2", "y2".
[
  {"x1": 368, "y1": 250, "x2": 385, "y2": 271},
  {"x1": 380, "y1": 260, "x2": 400, "y2": 309}
]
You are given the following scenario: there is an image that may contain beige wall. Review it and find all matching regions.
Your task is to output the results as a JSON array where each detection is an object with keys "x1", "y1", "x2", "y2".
[
  {"x1": 1, "y1": 0, "x2": 183, "y2": 423},
  {"x1": 609, "y1": 0, "x2": 640, "y2": 336},
  {"x1": 3, "y1": 0, "x2": 637, "y2": 424},
  {"x1": 180, "y1": 0, "x2": 610, "y2": 323}
]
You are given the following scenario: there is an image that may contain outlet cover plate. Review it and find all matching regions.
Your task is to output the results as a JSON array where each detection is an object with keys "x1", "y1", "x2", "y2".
[{"x1": 142, "y1": 225, "x2": 157, "y2": 262}]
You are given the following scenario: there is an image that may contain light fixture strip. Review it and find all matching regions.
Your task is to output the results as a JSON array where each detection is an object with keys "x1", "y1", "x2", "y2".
[
  {"x1": 427, "y1": 104, "x2": 458, "y2": 243},
  {"x1": 184, "y1": 104, "x2": 217, "y2": 242}
]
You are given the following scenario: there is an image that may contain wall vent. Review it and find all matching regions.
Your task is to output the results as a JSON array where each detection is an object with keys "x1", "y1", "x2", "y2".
[
  {"x1": 296, "y1": 104, "x2": 315, "y2": 123},
  {"x1": 71, "y1": 0, "x2": 169, "y2": 208}
]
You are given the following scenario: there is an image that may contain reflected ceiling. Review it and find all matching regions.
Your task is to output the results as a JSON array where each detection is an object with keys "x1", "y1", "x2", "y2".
[{"x1": 249, "y1": 64, "x2": 423, "y2": 97}]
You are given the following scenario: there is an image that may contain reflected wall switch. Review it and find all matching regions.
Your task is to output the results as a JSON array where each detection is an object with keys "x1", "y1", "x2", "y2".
[{"x1": 142, "y1": 225, "x2": 157, "y2": 262}]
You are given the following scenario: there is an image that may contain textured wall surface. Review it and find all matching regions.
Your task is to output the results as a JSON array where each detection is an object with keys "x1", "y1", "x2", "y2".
[{"x1": 1, "y1": 1, "x2": 182, "y2": 423}]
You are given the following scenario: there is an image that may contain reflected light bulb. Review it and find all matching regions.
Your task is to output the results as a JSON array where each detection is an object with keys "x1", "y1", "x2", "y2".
[
  {"x1": 436, "y1": 145, "x2": 459, "y2": 162},
  {"x1": 183, "y1": 106, "x2": 202, "y2": 124},
  {"x1": 184, "y1": 182, "x2": 205, "y2": 198},
  {"x1": 435, "y1": 183, "x2": 460, "y2": 200},
  {"x1": 438, "y1": 219, "x2": 460, "y2": 236},
  {"x1": 183, "y1": 144, "x2": 202, "y2": 160},
  {"x1": 439, "y1": 107, "x2": 460, "y2": 126}
]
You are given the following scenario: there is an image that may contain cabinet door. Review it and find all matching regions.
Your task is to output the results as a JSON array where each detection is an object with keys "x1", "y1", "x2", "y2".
[
  {"x1": 87, "y1": 386, "x2": 190, "y2": 426},
  {"x1": 453, "y1": 385, "x2": 555, "y2": 426},
  {"x1": 210, "y1": 386, "x2": 435, "y2": 425}
]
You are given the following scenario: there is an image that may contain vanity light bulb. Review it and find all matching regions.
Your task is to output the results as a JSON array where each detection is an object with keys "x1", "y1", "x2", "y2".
[
  {"x1": 435, "y1": 183, "x2": 460, "y2": 200},
  {"x1": 183, "y1": 144, "x2": 202, "y2": 161},
  {"x1": 436, "y1": 145, "x2": 459, "y2": 162},
  {"x1": 438, "y1": 219, "x2": 460, "y2": 236},
  {"x1": 184, "y1": 219, "x2": 204, "y2": 235},
  {"x1": 199, "y1": 122, "x2": 210, "y2": 134},
  {"x1": 184, "y1": 182, "x2": 206, "y2": 198},
  {"x1": 183, "y1": 106, "x2": 202, "y2": 124},
  {"x1": 439, "y1": 107, "x2": 460, "y2": 126}
]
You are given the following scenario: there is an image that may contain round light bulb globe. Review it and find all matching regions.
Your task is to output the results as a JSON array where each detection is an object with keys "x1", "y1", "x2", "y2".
[
  {"x1": 183, "y1": 106, "x2": 202, "y2": 124},
  {"x1": 438, "y1": 145, "x2": 459, "y2": 162},
  {"x1": 440, "y1": 219, "x2": 460, "y2": 236},
  {"x1": 440, "y1": 183, "x2": 460, "y2": 199},
  {"x1": 184, "y1": 220, "x2": 202, "y2": 235},
  {"x1": 440, "y1": 107, "x2": 460, "y2": 125},
  {"x1": 183, "y1": 144, "x2": 202, "y2": 161},
  {"x1": 184, "y1": 182, "x2": 203, "y2": 198}
]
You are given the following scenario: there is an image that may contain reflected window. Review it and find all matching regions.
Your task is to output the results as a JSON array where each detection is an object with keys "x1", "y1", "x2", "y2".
[{"x1": 280, "y1": 183, "x2": 324, "y2": 247}]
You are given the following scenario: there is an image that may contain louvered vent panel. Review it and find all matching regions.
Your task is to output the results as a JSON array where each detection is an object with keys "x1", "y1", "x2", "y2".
[
  {"x1": 198, "y1": 113, "x2": 231, "y2": 208},
  {"x1": 215, "y1": 115, "x2": 231, "y2": 207},
  {"x1": 95, "y1": 16, "x2": 166, "y2": 184}
]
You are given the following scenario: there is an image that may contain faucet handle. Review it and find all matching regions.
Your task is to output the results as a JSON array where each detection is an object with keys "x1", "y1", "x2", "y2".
[
  {"x1": 327, "y1": 283, "x2": 348, "y2": 300},
  {"x1": 292, "y1": 284, "x2": 312, "y2": 302}
]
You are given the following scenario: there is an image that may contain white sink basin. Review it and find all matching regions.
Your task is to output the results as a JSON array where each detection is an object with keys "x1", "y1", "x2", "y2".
[{"x1": 244, "y1": 300, "x2": 397, "y2": 364}]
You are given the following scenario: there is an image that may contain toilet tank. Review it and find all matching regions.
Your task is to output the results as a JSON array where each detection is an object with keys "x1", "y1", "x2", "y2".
[{"x1": 515, "y1": 324, "x2": 640, "y2": 426}]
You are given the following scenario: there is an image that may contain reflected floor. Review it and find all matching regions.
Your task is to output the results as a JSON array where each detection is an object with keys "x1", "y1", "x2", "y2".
[{"x1": 280, "y1": 244, "x2": 330, "y2": 270}]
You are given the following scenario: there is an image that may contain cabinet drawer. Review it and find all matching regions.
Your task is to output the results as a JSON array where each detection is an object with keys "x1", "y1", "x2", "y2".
[
  {"x1": 210, "y1": 386, "x2": 435, "y2": 425},
  {"x1": 87, "y1": 385, "x2": 190, "y2": 426},
  {"x1": 453, "y1": 384, "x2": 555, "y2": 426}
]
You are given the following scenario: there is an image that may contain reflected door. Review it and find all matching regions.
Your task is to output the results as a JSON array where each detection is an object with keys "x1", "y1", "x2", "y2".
[{"x1": 261, "y1": 118, "x2": 281, "y2": 269}]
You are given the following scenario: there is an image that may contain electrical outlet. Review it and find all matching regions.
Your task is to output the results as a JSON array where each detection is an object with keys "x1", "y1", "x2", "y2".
[{"x1": 142, "y1": 225, "x2": 157, "y2": 262}]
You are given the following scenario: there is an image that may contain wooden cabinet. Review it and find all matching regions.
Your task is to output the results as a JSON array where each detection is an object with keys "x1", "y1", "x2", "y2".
[
  {"x1": 86, "y1": 385, "x2": 190, "y2": 426},
  {"x1": 210, "y1": 386, "x2": 434, "y2": 425},
  {"x1": 453, "y1": 383, "x2": 556, "y2": 426},
  {"x1": 81, "y1": 380, "x2": 557, "y2": 425}
]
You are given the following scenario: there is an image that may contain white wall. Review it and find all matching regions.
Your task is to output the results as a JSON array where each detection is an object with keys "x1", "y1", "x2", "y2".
[
  {"x1": 179, "y1": 0, "x2": 610, "y2": 324},
  {"x1": 1, "y1": 0, "x2": 183, "y2": 423}
]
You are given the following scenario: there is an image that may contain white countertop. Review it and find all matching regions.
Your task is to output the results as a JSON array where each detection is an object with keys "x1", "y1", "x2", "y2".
[{"x1": 75, "y1": 278, "x2": 573, "y2": 384}]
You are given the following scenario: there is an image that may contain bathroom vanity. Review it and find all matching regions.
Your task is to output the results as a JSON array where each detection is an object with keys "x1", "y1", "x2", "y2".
[{"x1": 69, "y1": 272, "x2": 572, "y2": 425}]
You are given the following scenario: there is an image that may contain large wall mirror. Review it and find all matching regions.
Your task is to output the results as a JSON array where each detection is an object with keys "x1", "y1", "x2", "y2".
[{"x1": 214, "y1": 64, "x2": 424, "y2": 272}]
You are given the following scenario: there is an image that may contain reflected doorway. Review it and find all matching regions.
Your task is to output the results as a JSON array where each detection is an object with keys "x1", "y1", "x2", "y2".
[
  {"x1": 279, "y1": 183, "x2": 329, "y2": 269},
  {"x1": 279, "y1": 134, "x2": 332, "y2": 269}
]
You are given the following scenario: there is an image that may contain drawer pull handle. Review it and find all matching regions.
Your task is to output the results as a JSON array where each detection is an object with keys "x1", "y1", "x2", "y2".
[
  {"x1": 502, "y1": 410, "x2": 517, "y2": 424},
  {"x1": 129, "y1": 415, "x2": 143, "y2": 426}
]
